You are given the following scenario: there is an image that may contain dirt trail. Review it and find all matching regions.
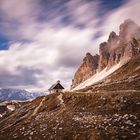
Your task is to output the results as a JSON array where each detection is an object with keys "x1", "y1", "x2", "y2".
[
  {"x1": 30, "y1": 96, "x2": 46, "y2": 117},
  {"x1": 57, "y1": 93, "x2": 65, "y2": 108}
]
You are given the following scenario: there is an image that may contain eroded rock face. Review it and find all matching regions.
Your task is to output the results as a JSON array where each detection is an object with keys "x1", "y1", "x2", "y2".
[
  {"x1": 71, "y1": 19, "x2": 140, "y2": 89},
  {"x1": 99, "y1": 19, "x2": 140, "y2": 70},
  {"x1": 119, "y1": 19, "x2": 140, "y2": 42},
  {"x1": 71, "y1": 53, "x2": 99, "y2": 88},
  {"x1": 98, "y1": 42, "x2": 110, "y2": 71},
  {"x1": 100, "y1": 32, "x2": 121, "y2": 69}
]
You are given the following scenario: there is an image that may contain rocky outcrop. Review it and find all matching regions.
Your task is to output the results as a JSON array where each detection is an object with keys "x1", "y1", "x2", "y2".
[
  {"x1": 98, "y1": 42, "x2": 110, "y2": 70},
  {"x1": 119, "y1": 19, "x2": 140, "y2": 42},
  {"x1": 71, "y1": 19, "x2": 140, "y2": 89},
  {"x1": 71, "y1": 53, "x2": 99, "y2": 88},
  {"x1": 99, "y1": 19, "x2": 140, "y2": 70}
]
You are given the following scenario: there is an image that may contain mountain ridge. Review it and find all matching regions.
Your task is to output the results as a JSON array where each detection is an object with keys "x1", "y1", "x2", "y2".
[
  {"x1": 71, "y1": 19, "x2": 140, "y2": 89},
  {"x1": 0, "y1": 88, "x2": 44, "y2": 101}
]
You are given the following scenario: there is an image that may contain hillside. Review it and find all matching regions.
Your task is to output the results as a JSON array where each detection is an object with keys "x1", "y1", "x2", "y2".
[
  {"x1": 0, "y1": 55, "x2": 140, "y2": 140},
  {"x1": 0, "y1": 100, "x2": 30, "y2": 119},
  {"x1": 0, "y1": 92, "x2": 139, "y2": 140}
]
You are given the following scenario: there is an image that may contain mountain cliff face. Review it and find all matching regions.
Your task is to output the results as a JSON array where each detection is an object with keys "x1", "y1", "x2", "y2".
[
  {"x1": 71, "y1": 53, "x2": 99, "y2": 88},
  {"x1": 71, "y1": 19, "x2": 140, "y2": 89},
  {"x1": 99, "y1": 19, "x2": 140, "y2": 70}
]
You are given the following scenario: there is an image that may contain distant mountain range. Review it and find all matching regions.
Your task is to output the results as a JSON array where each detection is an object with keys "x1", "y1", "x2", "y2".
[{"x1": 0, "y1": 88, "x2": 45, "y2": 101}]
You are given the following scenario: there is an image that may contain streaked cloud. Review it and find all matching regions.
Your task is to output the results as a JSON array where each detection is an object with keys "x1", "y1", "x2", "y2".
[{"x1": 0, "y1": 0, "x2": 139, "y2": 91}]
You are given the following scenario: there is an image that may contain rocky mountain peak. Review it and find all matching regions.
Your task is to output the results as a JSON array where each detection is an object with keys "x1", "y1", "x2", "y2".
[
  {"x1": 98, "y1": 42, "x2": 109, "y2": 70},
  {"x1": 108, "y1": 31, "x2": 118, "y2": 43},
  {"x1": 86, "y1": 52, "x2": 92, "y2": 56},
  {"x1": 71, "y1": 19, "x2": 140, "y2": 89},
  {"x1": 119, "y1": 19, "x2": 140, "y2": 41},
  {"x1": 83, "y1": 52, "x2": 94, "y2": 63},
  {"x1": 71, "y1": 53, "x2": 99, "y2": 88},
  {"x1": 108, "y1": 31, "x2": 119, "y2": 50}
]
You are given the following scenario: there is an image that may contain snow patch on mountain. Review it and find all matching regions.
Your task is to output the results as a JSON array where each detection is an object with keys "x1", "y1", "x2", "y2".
[{"x1": 7, "y1": 105, "x2": 15, "y2": 111}]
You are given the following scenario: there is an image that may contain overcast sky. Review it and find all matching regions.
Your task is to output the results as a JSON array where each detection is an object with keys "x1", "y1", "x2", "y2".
[{"x1": 0, "y1": 0, "x2": 140, "y2": 92}]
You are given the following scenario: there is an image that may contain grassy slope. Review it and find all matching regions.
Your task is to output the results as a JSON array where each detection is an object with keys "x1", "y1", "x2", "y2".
[
  {"x1": 0, "y1": 91, "x2": 140, "y2": 140},
  {"x1": 0, "y1": 56, "x2": 140, "y2": 140}
]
